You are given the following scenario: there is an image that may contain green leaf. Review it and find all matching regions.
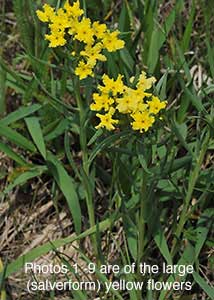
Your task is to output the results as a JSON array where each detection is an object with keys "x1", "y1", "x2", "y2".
[
  {"x1": 87, "y1": 128, "x2": 103, "y2": 146},
  {"x1": 193, "y1": 271, "x2": 214, "y2": 300},
  {"x1": 183, "y1": 85, "x2": 204, "y2": 113},
  {"x1": 123, "y1": 214, "x2": 138, "y2": 260},
  {"x1": 147, "y1": 8, "x2": 175, "y2": 73},
  {"x1": 44, "y1": 119, "x2": 69, "y2": 142},
  {"x1": 88, "y1": 130, "x2": 132, "y2": 167},
  {"x1": 0, "y1": 61, "x2": 6, "y2": 116},
  {"x1": 171, "y1": 120, "x2": 194, "y2": 156},
  {"x1": 205, "y1": 37, "x2": 214, "y2": 79},
  {"x1": 195, "y1": 209, "x2": 214, "y2": 258},
  {"x1": 25, "y1": 117, "x2": 46, "y2": 159},
  {"x1": 47, "y1": 153, "x2": 82, "y2": 234},
  {"x1": 151, "y1": 156, "x2": 192, "y2": 176},
  {"x1": 0, "y1": 142, "x2": 27, "y2": 166},
  {"x1": 138, "y1": 153, "x2": 152, "y2": 175},
  {"x1": 13, "y1": 0, "x2": 34, "y2": 55},
  {"x1": 155, "y1": 71, "x2": 168, "y2": 100},
  {"x1": 181, "y1": 1, "x2": 196, "y2": 52},
  {"x1": 0, "y1": 125, "x2": 36, "y2": 152},
  {"x1": 154, "y1": 225, "x2": 172, "y2": 265},
  {"x1": 0, "y1": 104, "x2": 41, "y2": 126},
  {"x1": 159, "y1": 243, "x2": 195, "y2": 300},
  {"x1": 3, "y1": 166, "x2": 47, "y2": 194},
  {"x1": 119, "y1": 48, "x2": 134, "y2": 72}
]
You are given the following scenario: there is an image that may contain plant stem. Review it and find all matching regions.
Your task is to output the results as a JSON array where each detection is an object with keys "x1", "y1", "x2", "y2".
[
  {"x1": 138, "y1": 172, "x2": 147, "y2": 264},
  {"x1": 137, "y1": 170, "x2": 147, "y2": 299},
  {"x1": 73, "y1": 76, "x2": 98, "y2": 258},
  {"x1": 0, "y1": 62, "x2": 6, "y2": 117},
  {"x1": 171, "y1": 130, "x2": 210, "y2": 258}
]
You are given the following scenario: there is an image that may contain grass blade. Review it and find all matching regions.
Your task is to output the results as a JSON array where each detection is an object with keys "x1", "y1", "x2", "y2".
[
  {"x1": 3, "y1": 166, "x2": 47, "y2": 194},
  {"x1": 193, "y1": 271, "x2": 214, "y2": 300},
  {"x1": 0, "y1": 61, "x2": 6, "y2": 116},
  {"x1": 0, "y1": 142, "x2": 28, "y2": 166},
  {"x1": 0, "y1": 104, "x2": 41, "y2": 126},
  {"x1": 47, "y1": 153, "x2": 82, "y2": 234},
  {"x1": 0, "y1": 125, "x2": 36, "y2": 152},
  {"x1": 25, "y1": 116, "x2": 46, "y2": 159}
]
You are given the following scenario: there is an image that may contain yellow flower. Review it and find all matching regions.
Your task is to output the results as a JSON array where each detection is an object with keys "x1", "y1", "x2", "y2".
[
  {"x1": 64, "y1": 0, "x2": 83, "y2": 18},
  {"x1": 68, "y1": 19, "x2": 79, "y2": 36},
  {"x1": 99, "y1": 74, "x2": 124, "y2": 96},
  {"x1": 48, "y1": 16, "x2": 70, "y2": 32},
  {"x1": 137, "y1": 71, "x2": 156, "y2": 91},
  {"x1": 36, "y1": 4, "x2": 55, "y2": 23},
  {"x1": 45, "y1": 32, "x2": 66, "y2": 47},
  {"x1": 148, "y1": 96, "x2": 167, "y2": 114},
  {"x1": 96, "y1": 107, "x2": 118, "y2": 131},
  {"x1": 80, "y1": 43, "x2": 106, "y2": 65},
  {"x1": 136, "y1": 102, "x2": 148, "y2": 112},
  {"x1": 75, "y1": 61, "x2": 94, "y2": 80},
  {"x1": 90, "y1": 93, "x2": 114, "y2": 111},
  {"x1": 102, "y1": 30, "x2": 125, "y2": 52},
  {"x1": 74, "y1": 18, "x2": 94, "y2": 45},
  {"x1": 131, "y1": 111, "x2": 155, "y2": 132},
  {"x1": 92, "y1": 21, "x2": 107, "y2": 39},
  {"x1": 91, "y1": 69, "x2": 167, "y2": 133},
  {"x1": 116, "y1": 94, "x2": 139, "y2": 114}
]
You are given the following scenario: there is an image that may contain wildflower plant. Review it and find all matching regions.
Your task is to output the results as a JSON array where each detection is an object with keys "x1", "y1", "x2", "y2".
[
  {"x1": 36, "y1": 0, "x2": 168, "y2": 264},
  {"x1": 1, "y1": 1, "x2": 213, "y2": 300}
]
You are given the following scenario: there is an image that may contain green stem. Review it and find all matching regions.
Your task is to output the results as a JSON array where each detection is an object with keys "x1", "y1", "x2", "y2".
[
  {"x1": 0, "y1": 62, "x2": 6, "y2": 117},
  {"x1": 137, "y1": 171, "x2": 147, "y2": 299},
  {"x1": 138, "y1": 173, "x2": 147, "y2": 264},
  {"x1": 171, "y1": 130, "x2": 210, "y2": 257},
  {"x1": 73, "y1": 76, "x2": 98, "y2": 258}
]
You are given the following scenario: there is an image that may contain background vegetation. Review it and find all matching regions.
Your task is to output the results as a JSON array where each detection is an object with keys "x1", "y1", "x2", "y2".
[{"x1": 0, "y1": 0, "x2": 213, "y2": 299}]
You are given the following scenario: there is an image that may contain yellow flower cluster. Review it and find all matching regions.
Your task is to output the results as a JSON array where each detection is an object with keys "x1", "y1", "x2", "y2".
[
  {"x1": 36, "y1": 1, "x2": 125, "y2": 80},
  {"x1": 90, "y1": 72, "x2": 167, "y2": 133}
]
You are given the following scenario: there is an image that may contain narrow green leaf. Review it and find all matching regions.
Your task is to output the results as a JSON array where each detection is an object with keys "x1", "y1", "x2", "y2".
[
  {"x1": 25, "y1": 117, "x2": 46, "y2": 159},
  {"x1": 123, "y1": 214, "x2": 138, "y2": 260},
  {"x1": 0, "y1": 62, "x2": 6, "y2": 116},
  {"x1": 183, "y1": 85, "x2": 204, "y2": 113},
  {"x1": 181, "y1": 1, "x2": 195, "y2": 52},
  {"x1": 87, "y1": 129, "x2": 103, "y2": 146},
  {"x1": 193, "y1": 272, "x2": 214, "y2": 300},
  {"x1": 47, "y1": 153, "x2": 82, "y2": 234},
  {"x1": 195, "y1": 209, "x2": 214, "y2": 258},
  {"x1": 3, "y1": 166, "x2": 47, "y2": 194},
  {"x1": 88, "y1": 130, "x2": 132, "y2": 167},
  {"x1": 159, "y1": 243, "x2": 195, "y2": 300},
  {"x1": 138, "y1": 153, "x2": 152, "y2": 175},
  {"x1": 147, "y1": 8, "x2": 175, "y2": 73},
  {"x1": 119, "y1": 48, "x2": 134, "y2": 72},
  {"x1": 0, "y1": 104, "x2": 41, "y2": 126},
  {"x1": 13, "y1": 0, "x2": 34, "y2": 55},
  {"x1": 175, "y1": 41, "x2": 192, "y2": 82},
  {"x1": 171, "y1": 120, "x2": 194, "y2": 157},
  {"x1": 154, "y1": 226, "x2": 172, "y2": 265},
  {"x1": 0, "y1": 125, "x2": 36, "y2": 152},
  {"x1": 155, "y1": 71, "x2": 168, "y2": 100},
  {"x1": 0, "y1": 142, "x2": 27, "y2": 166},
  {"x1": 151, "y1": 156, "x2": 192, "y2": 176},
  {"x1": 44, "y1": 119, "x2": 69, "y2": 142},
  {"x1": 205, "y1": 37, "x2": 214, "y2": 79}
]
